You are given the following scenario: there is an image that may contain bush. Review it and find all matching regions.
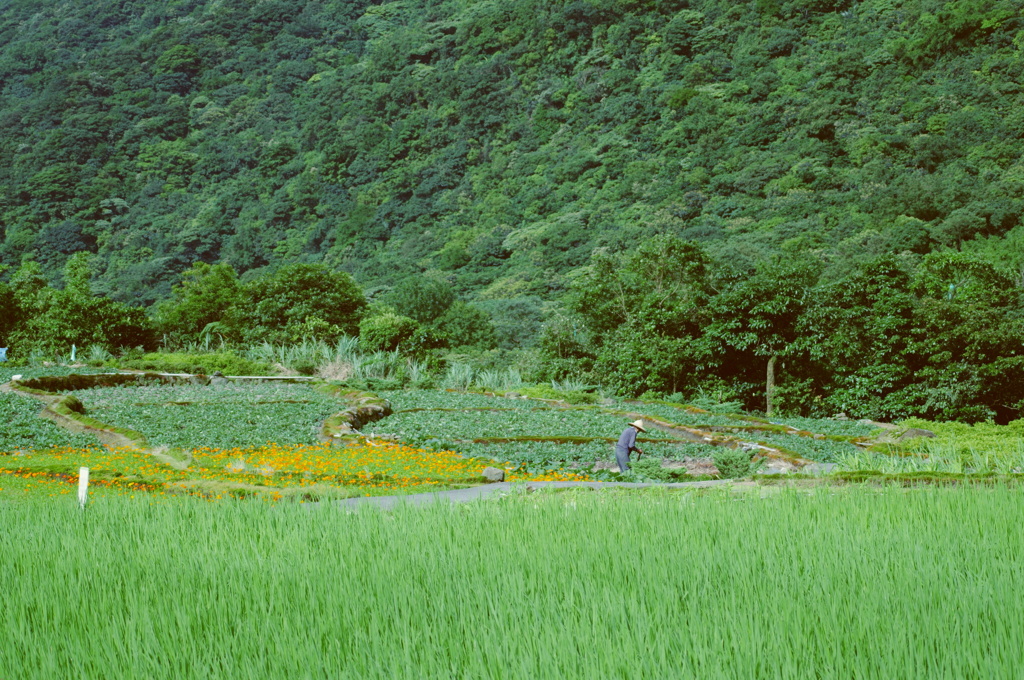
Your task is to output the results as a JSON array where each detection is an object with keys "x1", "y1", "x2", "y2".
[
  {"x1": 120, "y1": 352, "x2": 273, "y2": 376},
  {"x1": 630, "y1": 457, "x2": 693, "y2": 482},
  {"x1": 712, "y1": 448, "x2": 757, "y2": 479},
  {"x1": 517, "y1": 384, "x2": 599, "y2": 404},
  {"x1": 359, "y1": 313, "x2": 420, "y2": 352}
]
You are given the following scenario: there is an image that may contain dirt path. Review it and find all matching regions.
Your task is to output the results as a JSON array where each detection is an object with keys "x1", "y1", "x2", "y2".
[{"x1": 337, "y1": 479, "x2": 736, "y2": 510}]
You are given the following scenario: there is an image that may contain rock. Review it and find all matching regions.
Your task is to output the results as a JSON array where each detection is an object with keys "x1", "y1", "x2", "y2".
[
  {"x1": 482, "y1": 467, "x2": 505, "y2": 483},
  {"x1": 832, "y1": 412, "x2": 849, "y2": 420},
  {"x1": 763, "y1": 459, "x2": 799, "y2": 474},
  {"x1": 802, "y1": 462, "x2": 837, "y2": 476},
  {"x1": 898, "y1": 428, "x2": 936, "y2": 441},
  {"x1": 505, "y1": 392, "x2": 521, "y2": 399}
]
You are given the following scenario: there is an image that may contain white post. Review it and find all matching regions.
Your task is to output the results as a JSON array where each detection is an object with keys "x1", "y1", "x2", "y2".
[
  {"x1": 70, "y1": 344, "x2": 76, "y2": 363},
  {"x1": 78, "y1": 467, "x2": 89, "y2": 509}
]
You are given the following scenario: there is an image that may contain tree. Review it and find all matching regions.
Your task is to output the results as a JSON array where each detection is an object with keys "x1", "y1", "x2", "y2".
[
  {"x1": 387, "y1": 276, "x2": 455, "y2": 324},
  {"x1": 794, "y1": 256, "x2": 920, "y2": 419},
  {"x1": 0, "y1": 275, "x2": 22, "y2": 347},
  {"x1": 706, "y1": 258, "x2": 821, "y2": 415},
  {"x1": 570, "y1": 235, "x2": 711, "y2": 337},
  {"x1": 155, "y1": 262, "x2": 242, "y2": 344},
  {"x1": 359, "y1": 312, "x2": 420, "y2": 351},
  {"x1": 232, "y1": 264, "x2": 366, "y2": 343},
  {"x1": 9, "y1": 254, "x2": 155, "y2": 354},
  {"x1": 433, "y1": 302, "x2": 498, "y2": 350}
]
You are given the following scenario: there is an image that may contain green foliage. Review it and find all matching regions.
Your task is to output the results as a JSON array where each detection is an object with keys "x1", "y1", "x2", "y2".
[
  {"x1": 387, "y1": 277, "x2": 455, "y2": 324},
  {"x1": 73, "y1": 382, "x2": 343, "y2": 449},
  {"x1": 433, "y1": 302, "x2": 498, "y2": 351},
  {"x1": 0, "y1": 392, "x2": 100, "y2": 450},
  {"x1": 0, "y1": 0, "x2": 1022, "y2": 423},
  {"x1": 1, "y1": 0, "x2": 1022, "y2": 317},
  {"x1": 358, "y1": 313, "x2": 419, "y2": 352},
  {"x1": 628, "y1": 456, "x2": 694, "y2": 482},
  {"x1": 711, "y1": 448, "x2": 758, "y2": 479},
  {"x1": 120, "y1": 352, "x2": 272, "y2": 376},
  {"x1": 155, "y1": 263, "x2": 242, "y2": 344},
  {"x1": 7, "y1": 256, "x2": 156, "y2": 355},
  {"x1": 0, "y1": 277, "x2": 22, "y2": 346},
  {"x1": 516, "y1": 384, "x2": 599, "y2": 405},
  {"x1": 232, "y1": 264, "x2": 366, "y2": 344}
]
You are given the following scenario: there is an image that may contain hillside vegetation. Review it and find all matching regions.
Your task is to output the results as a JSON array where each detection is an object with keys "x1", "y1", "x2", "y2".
[{"x1": 1, "y1": 0, "x2": 1024, "y2": 420}]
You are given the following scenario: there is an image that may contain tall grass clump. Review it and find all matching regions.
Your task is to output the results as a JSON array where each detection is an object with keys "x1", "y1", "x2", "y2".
[
  {"x1": 441, "y1": 362, "x2": 475, "y2": 391},
  {"x1": 3, "y1": 488, "x2": 1024, "y2": 678},
  {"x1": 475, "y1": 367, "x2": 523, "y2": 392},
  {"x1": 245, "y1": 337, "x2": 413, "y2": 385}
]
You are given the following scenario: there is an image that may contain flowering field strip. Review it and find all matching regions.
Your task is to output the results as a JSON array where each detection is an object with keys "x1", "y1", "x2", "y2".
[
  {"x1": 187, "y1": 441, "x2": 584, "y2": 486},
  {"x1": 5, "y1": 487, "x2": 1024, "y2": 677},
  {"x1": 0, "y1": 440, "x2": 585, "y2": 500}
]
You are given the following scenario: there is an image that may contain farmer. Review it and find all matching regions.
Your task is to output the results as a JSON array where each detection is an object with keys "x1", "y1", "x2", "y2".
[{"x1": 614, "y1": 419, "x2": 646, "y2": 472}]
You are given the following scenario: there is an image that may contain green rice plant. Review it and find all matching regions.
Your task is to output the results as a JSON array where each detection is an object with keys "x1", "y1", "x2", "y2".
[{"x1": 4, "y1": 488, "x2": 1024, "y2": 677}]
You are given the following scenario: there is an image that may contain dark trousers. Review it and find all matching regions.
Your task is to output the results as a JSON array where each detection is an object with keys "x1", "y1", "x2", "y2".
[{"x1": 614, "y1": 446, "x2": 630, "y2": 472}]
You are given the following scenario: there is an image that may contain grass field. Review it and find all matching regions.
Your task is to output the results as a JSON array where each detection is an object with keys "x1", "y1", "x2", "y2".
[{"x1": 2, "y1": 487, "x2": 1023, "y2": 678}]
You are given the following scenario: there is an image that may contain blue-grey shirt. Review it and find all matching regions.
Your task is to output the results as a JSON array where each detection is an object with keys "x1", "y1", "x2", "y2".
[{"x1": 615, "y1": 426, "x2": 638, "y2": 454}]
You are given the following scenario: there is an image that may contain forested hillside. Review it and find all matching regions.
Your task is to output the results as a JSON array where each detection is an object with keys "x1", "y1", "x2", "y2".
[
  {"x1": 2, "y1": 0, "x2": 1023, "y2": 297},
  {"x1": 1, "y1": 0, "x2": 1024, "y2": 420}
]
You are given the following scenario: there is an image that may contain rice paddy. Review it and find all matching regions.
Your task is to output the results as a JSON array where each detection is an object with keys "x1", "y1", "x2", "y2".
[{"x1": 2, "y1": 487, "x2": 1023, "y2": 678}]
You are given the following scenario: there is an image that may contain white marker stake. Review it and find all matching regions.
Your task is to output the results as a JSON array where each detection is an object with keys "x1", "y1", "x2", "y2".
[{"x1": 78, "y1": 467, "x2": 89, "y2": 509}]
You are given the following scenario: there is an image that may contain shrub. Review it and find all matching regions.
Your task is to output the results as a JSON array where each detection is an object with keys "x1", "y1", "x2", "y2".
[
  {"x1": 120, "y1": 352, "x2": 273, "y2": 376},
  {"x1": 630, "y1": 457, "x2": 693, "y2": 482},
  {"x1": 359, "y1": 313, "x2": 420, "y2": 352},
  {"x1": 712, "y1": 448, "x2": 757, "y2": 479}
]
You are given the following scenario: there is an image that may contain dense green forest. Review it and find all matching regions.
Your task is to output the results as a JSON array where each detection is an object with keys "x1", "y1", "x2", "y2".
[{"x1": 1, "y1": 0, "x2": 1023, "y2": 421}]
